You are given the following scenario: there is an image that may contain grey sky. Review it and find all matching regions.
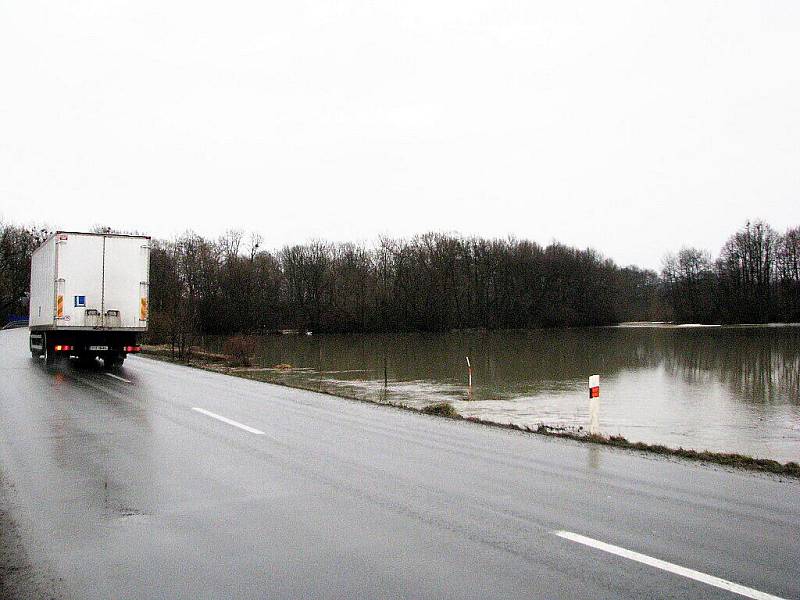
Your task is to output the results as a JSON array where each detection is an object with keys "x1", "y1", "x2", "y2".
[{"x1": 1, "y1": 0, "x2": 798, "y2": 269}]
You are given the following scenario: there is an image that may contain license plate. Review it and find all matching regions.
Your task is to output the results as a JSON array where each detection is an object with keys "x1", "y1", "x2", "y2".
[{"x1": 89, "y1": 345, "x2": 109, "y2": 351}]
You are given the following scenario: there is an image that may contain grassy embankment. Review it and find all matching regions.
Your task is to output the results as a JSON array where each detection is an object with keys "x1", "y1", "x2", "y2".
[{"x1": 141, "y1": 344, "x2": 800, "y2": 479}]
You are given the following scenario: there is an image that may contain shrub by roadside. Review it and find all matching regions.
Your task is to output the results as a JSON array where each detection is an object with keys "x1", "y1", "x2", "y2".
[
  {"x1": 222, "y1": 335, "x2": 257, "y2": 367},
  {"x1": 421, "y1": 402, "x2": 459, "y2": 418}
]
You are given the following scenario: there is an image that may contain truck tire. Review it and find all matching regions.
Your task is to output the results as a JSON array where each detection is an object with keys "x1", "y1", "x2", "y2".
[
  {"x1": 44, "y1": 345, "x2": 55, "y2": 366},
  {"x1": 104, "y1": 354, "x2": 123, "y2": 370},
  {"x1": 76, "y1": 354, "x2": 96, "y2": 368},
  {"x1": 30, "y1": 334, "x2": 42, "y2": 358}
]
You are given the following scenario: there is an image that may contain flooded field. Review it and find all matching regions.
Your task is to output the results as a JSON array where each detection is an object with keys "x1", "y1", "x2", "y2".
[{"x1": 204, "y1": 325, "x2": 800, "y2": 462}]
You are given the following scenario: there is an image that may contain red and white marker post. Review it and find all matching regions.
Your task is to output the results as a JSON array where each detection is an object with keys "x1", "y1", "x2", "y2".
[{"x1": 588, "y1": 374, "x2": 600, "y2": 435}]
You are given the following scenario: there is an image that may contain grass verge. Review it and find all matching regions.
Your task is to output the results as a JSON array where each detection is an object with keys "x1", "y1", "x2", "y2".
[{"x1": 140, "y1": 346, "x2": 800, "y2": 479}]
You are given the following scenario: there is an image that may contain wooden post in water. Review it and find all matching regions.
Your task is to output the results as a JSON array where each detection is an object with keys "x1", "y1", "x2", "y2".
[{"x1": 317, "y1": 341, "x2": 322, "y2": 392}]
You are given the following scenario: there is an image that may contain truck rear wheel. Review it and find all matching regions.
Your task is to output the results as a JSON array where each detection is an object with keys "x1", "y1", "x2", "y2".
[
  {"x1": 76, "y1": 354, "x2": 97, "y2": 368},
  {"x1": 103, "y1": 354, "x2": 124, "y2": 370},
  {"x1": 44, "y1": 345, "x2": 56, "y2": 366},
  {"x1": 30, "y1": 333, "x2": 42, "y2": 358}
]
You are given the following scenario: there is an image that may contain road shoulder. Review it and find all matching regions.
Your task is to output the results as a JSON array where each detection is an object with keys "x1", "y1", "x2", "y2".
[{"x1": 0, "y1": 472, "x2": 65, "y2": 600}]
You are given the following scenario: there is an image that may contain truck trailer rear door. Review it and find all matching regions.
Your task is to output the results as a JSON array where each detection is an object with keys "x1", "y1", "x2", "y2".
[
  {"x1": 54, "y1": 234, "x2": 104, "y2": 327},
  {"x1": 102, "y1": 236, "x2": 149, "y2": 329}
]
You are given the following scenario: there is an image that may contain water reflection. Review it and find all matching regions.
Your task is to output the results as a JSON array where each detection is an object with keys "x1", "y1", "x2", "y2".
[
  {"x1": 587, "y1": 445, "x2": 601, "y2": 471},
  {"x1": 659, "y1": 328, "x2": 800, "y2": 405}
]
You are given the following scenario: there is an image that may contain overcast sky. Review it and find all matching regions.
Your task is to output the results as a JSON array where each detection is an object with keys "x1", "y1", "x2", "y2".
[{"x1": 1, "y1": 1, "x2": 798, "y2": 269}]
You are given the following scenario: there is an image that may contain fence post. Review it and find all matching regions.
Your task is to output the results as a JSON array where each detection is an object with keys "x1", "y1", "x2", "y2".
[{"x1": 588, "y1": 374, "x2": 600, "y2": 435}]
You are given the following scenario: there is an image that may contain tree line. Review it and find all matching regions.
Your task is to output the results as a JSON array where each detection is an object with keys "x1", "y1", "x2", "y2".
[
  {"x1": 0, "y1": 224, "x2": 48, "y2": 325},
  {"x1": 145, "y1": 231, "x2": 662, "y2": 350},
  {"x1": 1, "y1": 220, "x2": 798, "y2": 345},
  {"x1": 661, "y1": 221, "x2": 800, "y2": 324}
]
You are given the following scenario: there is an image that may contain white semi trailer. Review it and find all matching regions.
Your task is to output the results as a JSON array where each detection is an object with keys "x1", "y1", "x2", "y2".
[{"x1": 29, "y1": 231, "x2": 150, "y2": 368}]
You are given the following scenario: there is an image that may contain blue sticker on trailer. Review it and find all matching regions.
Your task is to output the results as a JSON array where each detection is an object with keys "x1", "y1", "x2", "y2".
[{"x1": 74, "y1": 295, "x2": 85, "y2": 307}]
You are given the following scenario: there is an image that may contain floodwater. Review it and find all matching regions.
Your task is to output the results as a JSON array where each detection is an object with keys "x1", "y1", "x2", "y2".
[{"x1": 206, "y1": 325, "x2": 800, "y2": 462}]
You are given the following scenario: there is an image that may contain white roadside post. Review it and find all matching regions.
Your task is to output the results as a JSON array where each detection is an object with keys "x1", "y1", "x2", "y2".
[
  {"x1": 466, "y1": 356, "x2": 473, "y2": 388},
  {"x1": 588, "y1": 375, "x2": 600, "y2": 435}
]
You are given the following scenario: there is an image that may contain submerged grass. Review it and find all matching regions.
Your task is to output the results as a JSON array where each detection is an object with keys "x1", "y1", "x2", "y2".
[{"x1": 141, "y1": 346, "x2": 800, "y2": 479}]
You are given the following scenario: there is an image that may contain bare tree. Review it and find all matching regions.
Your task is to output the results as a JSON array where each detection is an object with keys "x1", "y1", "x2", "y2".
[
  {"x1": 661, "y1": 247, "x2": 715, "y2": 323},
  {"x1": 0, "y1": 223, "x2": 49, "y2": 324},
  {"x1": 776, "y1": 226, "x2": 800, "y2": 321},
  {"x1": 717, "y1": 220, "x2": 778, "y2": 322}
]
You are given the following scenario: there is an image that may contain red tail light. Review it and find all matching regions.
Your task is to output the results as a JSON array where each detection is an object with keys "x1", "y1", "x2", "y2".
[
  {"x1": 54, "y1": 345, "x2": 73, "y2": 351},
  {"x1": 124, "y1": 346, "x2": 142, "y2": 352}
]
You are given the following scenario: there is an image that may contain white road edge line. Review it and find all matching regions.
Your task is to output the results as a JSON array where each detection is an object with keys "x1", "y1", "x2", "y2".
[
  {"x1": 192, "y1": 407, "x2": 265, "y2": 435},
  {"x1": 554, "y1": 531, "x2": 786, "y2": 600},
  {"x1": 105, "y1": 373, "x2": 132, "y2": 384}
]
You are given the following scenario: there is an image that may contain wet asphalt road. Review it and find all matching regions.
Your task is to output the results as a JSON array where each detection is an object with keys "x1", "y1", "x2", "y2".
[{"x1": 0, "y1": 328, "x2": 798, "y2": 600}]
